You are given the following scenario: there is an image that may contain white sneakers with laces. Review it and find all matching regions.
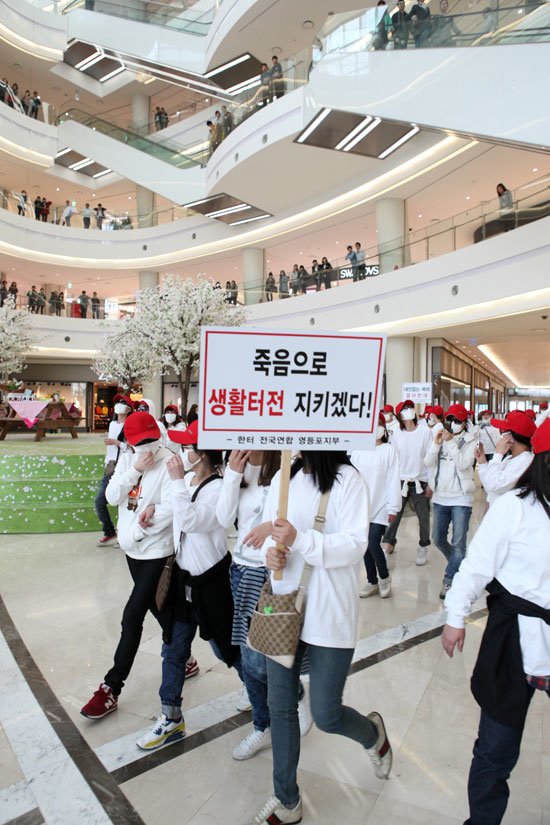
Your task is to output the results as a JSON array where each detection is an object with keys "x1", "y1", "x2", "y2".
[
  {"x1": 366, "y1": 711, "x2": 393, "y2": 779},
  {"x1": 416, "y1": 545, "x2": 428, "y2": 566},
  {"x1": 360, "y1": 582, "x2": 379, "y2": 598},
  {"x1": 232, "y1": 727, "x2": 272, "y2": 761},
  {"x1": 247, "y1": 795, "x2": 302, "y2": 825},
  {"x1": 236, "y1": 685, "x2": 252, "y2": 712},
  {"x1": 136, "y1": 713, "x2": 186, "y2": 751},
  {"x1": 379, "y1": 575, "x2": 392, "y2": 598}
]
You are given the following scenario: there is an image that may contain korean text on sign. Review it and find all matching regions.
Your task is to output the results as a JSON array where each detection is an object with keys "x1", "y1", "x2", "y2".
[{"x1": 198, "y1": 328, "x2": 386, "y2": 451}]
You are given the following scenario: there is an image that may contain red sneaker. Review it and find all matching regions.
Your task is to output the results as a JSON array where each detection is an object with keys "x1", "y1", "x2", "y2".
[
  {"x1": 81, "y1": 683, "x2": 118, "y2": 719},
  {"x1": 97, "y1": 534, "x2": 117, "y2": 546},
  {"x1": 185, "y1": 657, "x2": 200, "y2": 679}
]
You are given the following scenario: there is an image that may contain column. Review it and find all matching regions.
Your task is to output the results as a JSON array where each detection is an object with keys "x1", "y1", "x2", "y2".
[
  {"x1": 242, "y1": 247, "x2": 265, "y2": 305},
  {"x1": 141, "y1": 377, "x2": 163, "y2": 415},
  {"x1": 130, "y1": 93, "x2": 149, "y2": 131},
  {"x1": 138, "y1": 271, "x2": 159, "y2": 290},
  {"x1": 385, "y1": 337, "x2": 415, "y2": 405},
  {"x1": 375, "y1": 197, "x2": 406, "y2": 273},
  {"x1": 135, "y1": 185, "x2": 155, "y2": 228}
]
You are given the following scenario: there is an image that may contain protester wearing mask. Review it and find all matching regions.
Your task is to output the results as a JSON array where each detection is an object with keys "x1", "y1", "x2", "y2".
[
  {"x1": 477, "y1": 410, "x2": 499, "y2": 462},
  {"x1": 95, "y1": 395, "x2": 132, "y2": 545},
  {"x1": 161, "y1": 404, "x2": 185, "y2": 454},
  {"x1": 475, "y1": 411, "x2": 535, "y2": 507},
  {"x1": 351, "y1": 413, "x2": 401, "y2": 598},
  {"x1": 425, "y1": 404, "x2": 476, "y2": 599},
  {"x1": 81, "y1": 413, "x2": 174, "y2": 719},
  {"x1": 382, "y1": 400, "x2": 433, "y2": 564},
  {"x1": 382, "y1": 404, "x2": 399, "y2": 439},
  {"x1": 427, "y1": 405, "x2": 445, "y2": 437},
  {"x1": 135, "y1": 420, "x2": 242, "y2": 751},
  {"x1": 442, "y1": 418, "x2": 550, "y2": 825},
  {"x1": 135, "y1": 397, "x2": 168, "y2": 443}
]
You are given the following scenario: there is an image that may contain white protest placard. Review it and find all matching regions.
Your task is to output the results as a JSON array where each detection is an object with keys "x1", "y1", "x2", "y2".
[
  {"x1": 402, "y1": 382, "x2": 433, "y2": 404},
  {"x1": 198, "y1": 327, "x2": 386, "y2": 451}
]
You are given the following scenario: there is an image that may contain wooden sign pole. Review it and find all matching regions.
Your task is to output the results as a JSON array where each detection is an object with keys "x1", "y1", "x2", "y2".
[{"x1": 273, "y1": 449, "x2": 292, "y2": 581}]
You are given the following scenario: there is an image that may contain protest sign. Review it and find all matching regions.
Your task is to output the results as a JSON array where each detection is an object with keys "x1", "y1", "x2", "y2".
[
  {"x1": 198, "y1": 327, "x2": 386, "y2": 451},
  {"x1": 402, "y1": 382, "x2": 433, "y2": 404}
]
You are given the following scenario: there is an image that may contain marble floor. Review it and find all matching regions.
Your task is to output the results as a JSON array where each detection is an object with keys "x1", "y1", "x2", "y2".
[{"x1": 0, "y1": 485, "x2": 548, "y2": 825}]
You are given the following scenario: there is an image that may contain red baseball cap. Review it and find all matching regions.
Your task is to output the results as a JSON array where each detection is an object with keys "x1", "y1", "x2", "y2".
[
  {"x1": 491, "y1": 411, "x2": 536, "y2": 439},
  {"x1": 431, "y1": 405, "x2": 444, "y2": 418},
  {"x1": 524, "y1": 409, "x2": 536, "y2": 422},
  {"x1": 446, "y1": 403, "x2": 468, "y2": 422},
  {"x1": 168, "y1": 419, "x2": 199, "y2": 445},
  {"x1": 113, "y1": 393, "x2": 125, "y2": 403},
  {"x1": 479, "y1": 409, "x2": 492, "y2": 417},
  {"x1": 383, "y1": 404, "x2": 394, "y2": 414},
  {"x1": 123, "y1": 411, "x2": 161, "y2": 445},
  {"x1": 378, "y1": 411, "x2": 386, "y2": 426},
  {"x1": 540, "y1": 402, "x2": 548, "y2": 410},
  {"x1": 164, "y1": 404, "x2": 178, "y2": 414},
  {"x1": 396, "y1": 400, "x2": 414, "y2": 416},
  {"x1": 532, "y1": 419, "x2": 550, "y2": 454}
]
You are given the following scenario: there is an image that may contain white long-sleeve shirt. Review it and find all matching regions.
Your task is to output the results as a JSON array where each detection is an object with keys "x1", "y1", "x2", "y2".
[
  {"x1": 105, "y1": 420, "x2": 124, "y2": 465},
  {"x1": 445, "y1": 491, "x2": 550, "y2": 676},
  {"x1": 535, "y1": 408, "x2": 549, "y2": 428},
  {"x1": 171, "y1": 473, "x2": 227, "y2": 576},
  {"x1": 478, "y1": 451, "x2": 533, "y2": 505},
  {"x1": 390, "y1": 425, "x2": 432, "y2": 483},
  {"x1": 106, "y1": 448, "x2": 174, "y2": 559},
  {"x1": 216, "y1": 464, "x2": 270, "y2": 567},
  {"x1": 261, "y1": 464, "x2": 369, "y2": 649},
  {"x1": 350, "y1": 443, "x2": 401, "y2": 525}
]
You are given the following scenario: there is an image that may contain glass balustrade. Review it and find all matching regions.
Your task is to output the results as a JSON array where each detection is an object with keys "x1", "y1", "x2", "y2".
[
  {"x1": 314, "y1": 1, "x2": 550, "y2": 57},
  {"x1": 62, "y1": 0, "x2": 214, "y2": 35},
  {"x1": 55, "y1": 108, "x2": 210, "y2": 167}
]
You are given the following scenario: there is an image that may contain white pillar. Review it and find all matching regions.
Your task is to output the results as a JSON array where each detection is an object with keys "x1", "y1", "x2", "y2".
[
  {"x1": 136, "y1": 185, "x2": 155, "y2": 228},
  {"x1": 385, "y1": 336, "x2": 415, "y2": 405},
  {"x1": 141, "y1": 377, "x2": 163, "y2": 415},
  {"x1": 375, "y1": 197, "x2": 406, "y2": 273},
  {"x1": 242, "y1": 247, "x2": 264, "y2": 305},
  {"x1": 131, "y1": 93, "x2": 149, "y2": 130},
  {"x1": 139, "y1": 271, "x2": 159, "y2": 290}
]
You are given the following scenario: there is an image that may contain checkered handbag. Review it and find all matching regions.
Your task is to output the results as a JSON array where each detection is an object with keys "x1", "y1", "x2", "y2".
[{"x1": 246, "y1": 491, "x2": 330, "y2": 668}]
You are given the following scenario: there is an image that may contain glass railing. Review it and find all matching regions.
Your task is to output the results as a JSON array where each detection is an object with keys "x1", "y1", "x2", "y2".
[
  {"x1": 314, "y1": 1, "x2": 550, "y2": 55},
  {"x1": 55, "y1": 108, "x2": 209, "y2": 168},
  {"x1": 62, "y1": 0, "x2": 214, "y2": 35},
  {"x1": 0, "y1": 188, "x2": 195, "y2": 228},
  {"x1": 234, "y1": 177, "x2": 550, "y2": 301}
]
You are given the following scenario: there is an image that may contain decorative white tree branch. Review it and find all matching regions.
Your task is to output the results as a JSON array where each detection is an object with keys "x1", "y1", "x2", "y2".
[
  {"x1": 92, "y1": 315, "x2": 161, "y2": 391},
  {"x1": 0, "y1": 297, "x2": 42, "y2": 383}
]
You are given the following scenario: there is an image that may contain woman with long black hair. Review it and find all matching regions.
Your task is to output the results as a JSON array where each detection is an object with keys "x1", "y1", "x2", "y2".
[
  {"x1": 442, "y1": 418, "x2": 550, "y2": 825},
  {"x1": 247, "y1": 450, "x2": 392, "y2": 825}
]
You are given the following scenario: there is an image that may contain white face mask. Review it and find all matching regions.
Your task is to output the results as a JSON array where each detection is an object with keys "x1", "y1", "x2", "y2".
[
  {"x1": 376, "y1": 426, "x2": 386, "y2": 440},
  {"x1": 481, "y1": 417, "x2": 491, "y2": 424},
  {"x1": 182, "y1": 450, "x2": 201, "y2": 472},
  {"x1": 401, "y1": 409, "x2": 416, "y2": 421},
  {"x1": 428, "y1": 415, "x2": 438, "y2": 427},
  {"x1": 165, "y1": 413, "x2": 177, "y2": 424},
  {"x1": 383, "y1": 412, "x2": 393, "y2": 422},
  {"x1": 450, "y1": 421, "x2": 464, "y2": 434},
  {"x1": 114, "y1": 403, "x2": 128, "y2": 415},
  {"x1": 133, "y1": 439, "x2": 161, "y2": 455}
]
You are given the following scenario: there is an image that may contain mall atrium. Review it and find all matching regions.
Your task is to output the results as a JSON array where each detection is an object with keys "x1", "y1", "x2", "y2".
[{"x1": 0, "y1": 0, "x2": 549, "y2": 823}]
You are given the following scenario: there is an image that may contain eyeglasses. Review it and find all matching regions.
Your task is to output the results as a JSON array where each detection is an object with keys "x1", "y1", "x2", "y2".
[{"x1": 445, "y1": 416, "x2": 462, "y2": 424}]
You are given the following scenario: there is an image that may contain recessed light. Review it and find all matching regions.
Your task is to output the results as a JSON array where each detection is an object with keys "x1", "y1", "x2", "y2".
[
  {"x1": 418, "y1": 214, "x2": 423, "y2": 218},
  {"x1": 56, "y1": 187, "x2": 60, "y2": 191},
  {"x1": 533, "y1": 167, "x2": 538, "y2": 172},
  {"x1": 466, "y1": 196, "x2": 470, "y2": 200}
]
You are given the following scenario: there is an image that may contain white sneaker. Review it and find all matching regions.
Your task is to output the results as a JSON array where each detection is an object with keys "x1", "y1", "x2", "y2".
[
  {"x1": 298, "y1": 683, "x2": 313, "y2": 737},
  {"x1": 232, "y1": 727, "x2": 272, "y2": 761},
  {"x1": 366, "y1": 711, "x2": 392, "y2": 779},
  {"x1": 416, "y1": 545, "x2": 428, "y2": 566},
  {"x1": 246, "y1": 795, "x2": 302, "y2": 825},
  {"x1": 236, "y1": 685, "x2": 252, "y2": 712},
  {"x1": 379, "y1": 575, "x2": 392, "y2": 598},
  {"x1": 136, "y1": 714, "x2": 186, "y2": 751},
  {"x1": 360, "y1": 582, "x2": 379, "y2": 598}
]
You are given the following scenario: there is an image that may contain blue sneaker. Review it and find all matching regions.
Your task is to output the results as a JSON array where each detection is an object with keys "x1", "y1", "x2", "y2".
[{"x1": 136, "y1": 714, "x2": 186, "y2": 751}]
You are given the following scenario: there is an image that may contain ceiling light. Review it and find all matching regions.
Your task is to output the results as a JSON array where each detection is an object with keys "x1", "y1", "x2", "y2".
[
  {"x1": 297, "y1": 108, "x2": 332, "y2": 144},
  {"x1": 69, "y1": 157, "x2": 93, "y2": 171},
  {"x1": 76, "y1": 53, "x2": 104, "y2": 72},
  {"x1": 418, "y1": 213, "x2": 423, "y2": 218},
  {"x1": 99, "y1": 65, "x2": 125, "y2": 83},
  {"x1": 92, "y1": 168, "x2": 111, "y2": 178},
  {"x1": 55, "y1": 147, "x2": 71, "y2": 158},
  {"x1": 466, "y1": 195, "x2": 471, "y2": 200},
  {"x1": 344, "y1": 117, "x2": 382, "y2": 152},
  {"x1": 335, "y1": 117, "x2": 372, "y2": 151},
  {"x1": 378, "y1": 125, "x2": 420, "y2": 159},
  {"x1": 206, "y1": 204, "x2": 251, "y2": 218},
  {"x1": 533, "y1": 167, "x2": 538, "y2": 172},
  {"x1": 303, "y1": 20, "x2": 314, "y2": 29},
  {"x1": 184, "y1": 195, "x2": 221, "y2": 208},
  {"x1": 204, "y1": 54, "x2": 251, "y2": 78},
  {"x1": 75, "y1": 50, "x2": 101, "y2": 70},
  {"x1": 229, "y1": 214, "x2": 271, "y2": 226}
]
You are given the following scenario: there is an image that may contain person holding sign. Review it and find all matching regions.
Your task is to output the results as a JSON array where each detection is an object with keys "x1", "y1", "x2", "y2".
[
  {"x1": 246, "y1": 451, "x2": 392, "y2": 825},
  {"x1": 382, "y1": 400, "x2": 433, "y2": 565}
]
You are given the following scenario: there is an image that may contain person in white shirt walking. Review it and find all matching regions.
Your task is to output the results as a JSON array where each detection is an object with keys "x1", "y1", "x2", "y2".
[
  {"x1": 247, "y1": 451, "x2": 392, "y2": 825},
  {"x1": 351, "y1": 413, "x2": 401, "y2": 598},
  {"x1": 477, "y1": 409, "x2": 500, "y2": 462},
  {"x1": 382, "y1": 403, "x2": 399, "y2": 440},
  {"x1": 535, "y1": 401, "x2": 549, "y2": 428},
  {"x1": 427, "y1": 404, "x2": 445, "y2": 436},
  {"x1": 425, "y1": 404, "x2": 476, "y2": 599},
  {"x1": 442, "y1": 418, "x2": 550, "y2": 825},
  {"x1": 61, "y1": 199, "x2": 75, "y2": 226},
  {"x1": 476, "y1": 411, "x2": 535, "y2": 507},
  {"x1": 382, "y1": 400, "x2": 433, "y2": 564},
  {"x1": 81, "y1": 412, "x2": 174, "y2": 720},
  {"x1": 94, "y1": 394, "x2": 133, "y2": 545}
]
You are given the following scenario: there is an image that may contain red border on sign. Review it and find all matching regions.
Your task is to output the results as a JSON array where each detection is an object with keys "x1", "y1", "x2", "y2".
[{"x1": 201, "y1": 330, "x2": 384, "y2": 435}]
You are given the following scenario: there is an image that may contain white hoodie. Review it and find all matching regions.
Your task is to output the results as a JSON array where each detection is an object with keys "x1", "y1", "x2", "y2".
[
  {"x1": 106, "y1": 447, "x2": 174, "y2": 559},
  {"x1": 425, "y1": 428, "x2": 476, "y2": 506}
]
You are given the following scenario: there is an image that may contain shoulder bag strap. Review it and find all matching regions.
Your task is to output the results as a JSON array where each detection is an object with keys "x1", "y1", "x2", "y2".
[
  {"x1": 190, "y1": 473, "x2": 221, "y2": 503},
  {"x1": 299, "y1": 490, "x2": 330, "y2": 588}
]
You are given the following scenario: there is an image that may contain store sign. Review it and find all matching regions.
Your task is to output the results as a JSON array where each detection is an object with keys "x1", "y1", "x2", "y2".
[
  {"x1": 338, "y1": 264, "x2": 380, "y2": 280},
  {"x1": 402, "y1": 382, "x2": 433, "y2": 404},
  {"x1": 198, "y1": 327, "x2": 386, "y2": 451}
]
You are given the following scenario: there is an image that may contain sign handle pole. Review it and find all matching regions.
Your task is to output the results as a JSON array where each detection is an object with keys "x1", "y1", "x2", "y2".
[{"x1": 273, "y1": 449, "x2": 292, "y2": 581}]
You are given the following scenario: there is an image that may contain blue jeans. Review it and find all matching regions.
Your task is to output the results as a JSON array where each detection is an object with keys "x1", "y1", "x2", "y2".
[
  {"x1": 241, "y1": 643, "x2": 270, "y2": 731},
  {"x1": 95, "y1": 472, "x2": 115, "y2": 536},
  {"x1": 160, "y1": 616, "x2": 242, "y2": 719},
  {"x1": 266, "y1": 642, "x2": 378, "y2": 807},
  {"x1": 432, "y1": 503, "x2": 472, "y2": 582},
  {"x1": 364, "y1": 522, "x2": 389, "y2": 584},
  {"x1": 465, "y1": 699, "x2": 534, "y2": 825}
]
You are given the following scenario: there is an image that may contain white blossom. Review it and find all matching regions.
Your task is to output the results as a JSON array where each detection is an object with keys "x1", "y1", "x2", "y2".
[
  {"x1": 0, "y1": 297, "x2": 42, "y2": 382},
  {"x1": 92, "y1": 315, "x2": 161, "y2": 390}
]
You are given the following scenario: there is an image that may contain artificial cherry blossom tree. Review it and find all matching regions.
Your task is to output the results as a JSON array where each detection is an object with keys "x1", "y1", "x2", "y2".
[
  {"x1": 92, "y1": 315, "x2": 161, "y2": 391},
  {"x1": 136, "y1": 275, "x2": 246, "y2": 416},
  {"x1": 0, "y1": 297, "x2": 41, "y2": 384}
]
